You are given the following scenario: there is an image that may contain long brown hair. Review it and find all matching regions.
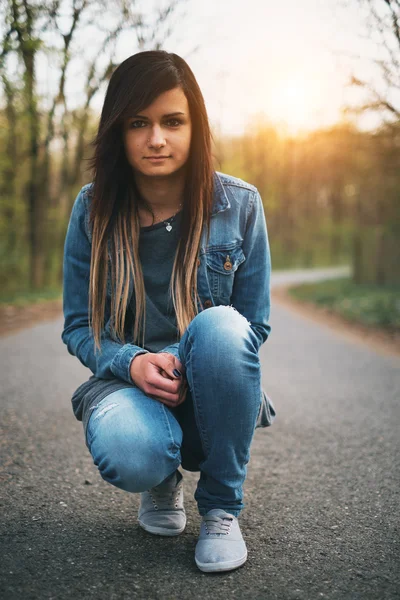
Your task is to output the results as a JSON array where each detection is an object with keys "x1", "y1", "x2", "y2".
[{"x1": 86, "y1": 50, "x2": 215, "y2": 352}]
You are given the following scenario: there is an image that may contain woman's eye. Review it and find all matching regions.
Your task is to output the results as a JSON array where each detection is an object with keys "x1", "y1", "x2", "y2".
[
  {"x1": 129, "y1": 119, "x2": 183, "y2": 129},
  {"x1": 167, "y1": 119, "x2": 182, "y2": 127},
  {"x1": 130, "y1": 120, "x2": 145, "y2": 128}
]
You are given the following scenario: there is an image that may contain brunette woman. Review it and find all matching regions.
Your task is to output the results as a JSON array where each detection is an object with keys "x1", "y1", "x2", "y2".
[{"x1": 62, "y1": 50, "x2": 276, "y2": 573}]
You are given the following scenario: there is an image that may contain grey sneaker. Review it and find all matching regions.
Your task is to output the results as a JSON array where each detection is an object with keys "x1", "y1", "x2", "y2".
[
  {"x1": 195, "y1": 508, "x2": 248, "y2": 572},
  {"x1": 138, "y1": 470, "x2": 186, "y2": 536}
]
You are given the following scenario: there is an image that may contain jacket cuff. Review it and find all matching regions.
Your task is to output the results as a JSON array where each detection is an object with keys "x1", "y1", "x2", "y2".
[
  {"x1": 157, "y1": 342, "x2": 180, "y2": 361},
  {"x1": 110, "y1": 345, "x2": 150, "y2": 384}
]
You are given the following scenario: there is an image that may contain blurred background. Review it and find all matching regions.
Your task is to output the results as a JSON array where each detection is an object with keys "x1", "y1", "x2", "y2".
[{"x1": 0, "y1": 0, "x2": 399, "y2": 338}]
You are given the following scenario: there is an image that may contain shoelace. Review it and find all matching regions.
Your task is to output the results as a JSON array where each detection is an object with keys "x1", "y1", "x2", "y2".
[
  {"x1": 203, "y1": 514, "x2": 234, "y2": 535},
  {"x1": 149, "y1": 485, "x2": 182, "y2": 510}
]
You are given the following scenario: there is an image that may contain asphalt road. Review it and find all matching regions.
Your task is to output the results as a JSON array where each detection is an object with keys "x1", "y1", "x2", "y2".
[{"x1": 1, "y1": 267, "x2": 399, "y2": 600}]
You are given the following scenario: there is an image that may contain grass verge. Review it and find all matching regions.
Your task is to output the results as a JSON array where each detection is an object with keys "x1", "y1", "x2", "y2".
[
  {"x1": 286, "y1": 277, "x2": 400, "y2": 332},
  {"x1": 0, "y1": 287, "x2": 62, "y2": 306}
]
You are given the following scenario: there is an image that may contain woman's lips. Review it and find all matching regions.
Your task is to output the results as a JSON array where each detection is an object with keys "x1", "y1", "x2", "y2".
[{"x1": 146, "y1": 156, "x2": 170, "y2": 162}]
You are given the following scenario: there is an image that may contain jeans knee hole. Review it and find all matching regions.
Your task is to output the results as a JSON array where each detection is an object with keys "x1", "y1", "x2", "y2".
[{"x1": 93, "y1": 402, "x2": 119, "y2": 420}]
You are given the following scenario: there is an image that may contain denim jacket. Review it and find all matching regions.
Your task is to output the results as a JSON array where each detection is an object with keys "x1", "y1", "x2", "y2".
[{"x1": 61, "y1": 170, "x2": 276, "y2": 426}]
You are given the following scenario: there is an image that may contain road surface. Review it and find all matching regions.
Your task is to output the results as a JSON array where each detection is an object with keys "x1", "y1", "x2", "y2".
[{"x1": 1, "y1": 267, "x2": 399, "y2": 599}]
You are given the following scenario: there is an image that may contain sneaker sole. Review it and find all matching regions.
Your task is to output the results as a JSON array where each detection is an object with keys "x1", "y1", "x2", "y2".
[
  {"x1": 138, "y1": 519, "x2": 186, "y2": 537},
  {"x1": 195, "y1": 550, "x2": 248, "y2": 573}
]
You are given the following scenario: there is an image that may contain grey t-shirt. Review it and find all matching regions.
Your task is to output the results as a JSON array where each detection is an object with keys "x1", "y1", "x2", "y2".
[
  {"x1": 71, "y1": 209, "x2": 183, "y2": 444},
  {"x1": 133, "y1": 209, "x2": 182, "y2": 351}
]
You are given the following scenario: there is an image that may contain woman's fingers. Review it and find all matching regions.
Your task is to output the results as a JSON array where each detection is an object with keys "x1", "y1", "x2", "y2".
[
  {"x1": 150, "y1": 369, "x2": 181, "y2": 393},
  {"x1": 149, "y1": 375, "x2": 188, "y2": 407},
  {"x1": 143, "y1": 353, "x2": 188, "y2": 406},
  {"x1": 148, "y1": 392, "x2": 185, "y2": 408},
  {"x1": 157, "y1": 352, "x2": 186, "y2": 377},
  {"x1": 146, "y1": 369, "x2": 182, "y2": 404}
]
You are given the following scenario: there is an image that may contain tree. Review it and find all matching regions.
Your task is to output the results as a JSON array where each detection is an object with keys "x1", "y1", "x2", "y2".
[
  {"x1": 0, "y1": 0, "x2": 190, "y2": 291},
  {"x1": 344, "y1": 0, "x2": 400, "y2": 285}
]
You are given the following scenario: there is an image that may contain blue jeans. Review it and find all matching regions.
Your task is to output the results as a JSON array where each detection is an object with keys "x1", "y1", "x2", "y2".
[{"x1": 85, "y1": 305, "x2": 263, "y2": 517}]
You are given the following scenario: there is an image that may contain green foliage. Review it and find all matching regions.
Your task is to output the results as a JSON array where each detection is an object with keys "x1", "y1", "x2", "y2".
[
  {"x1": 0, "y1": 287, "x2": 62, "y2": 307},
  {"x1": 287, "y1": 277, "x2": 400, "y2": 330},
  {"x1": 218, "y1": 121, "x2": 400, "y2": 281}
]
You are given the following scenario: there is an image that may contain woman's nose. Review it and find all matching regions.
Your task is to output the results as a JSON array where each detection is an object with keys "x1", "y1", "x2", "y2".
[{"x1": 148, "y1": 125, "x2": 166, "y2": 147}]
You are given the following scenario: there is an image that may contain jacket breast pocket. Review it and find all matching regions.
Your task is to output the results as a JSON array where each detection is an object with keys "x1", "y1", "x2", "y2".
[{"x1": 205, "y1": 245, "x2": 245, "y2": 302}]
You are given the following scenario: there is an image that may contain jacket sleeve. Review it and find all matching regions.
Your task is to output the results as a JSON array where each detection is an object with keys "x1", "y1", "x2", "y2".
[
  {"x1": 230, "y1": 188, "x2": 272, "y2": 352},
  {"x1": 157, "y1": 342, "x2": 181, "y2": 361},
  {"x1": 61, "y1": 187, "x2": 149, "y2": 383}
]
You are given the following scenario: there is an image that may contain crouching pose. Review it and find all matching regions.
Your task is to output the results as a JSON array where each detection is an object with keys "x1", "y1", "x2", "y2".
[{"x1": 62, "y1": 49, "x2": 276, "y2": 573}]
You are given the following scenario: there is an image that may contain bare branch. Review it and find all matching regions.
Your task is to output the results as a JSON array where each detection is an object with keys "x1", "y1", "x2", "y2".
[
  {"x1": 42, "y1": 0, "x2": 88, "y2": 155},
  {"x1": 344, "y1": 0, "x2": 400, "y2": 119},
  {"x1": 0, "y1": 27, "x2": 14, "y2": 70},
  {"x1": 347, "y1": 73, "x2": 400, "y2": 118},
  {"x1": 384, "y1": 0, "x2": 400, "y2": 51},
  {"x1": 134, "y1": 0, "x2": 188, "y2": 49}
]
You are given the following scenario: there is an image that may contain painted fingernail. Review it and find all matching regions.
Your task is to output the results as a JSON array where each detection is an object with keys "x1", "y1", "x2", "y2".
[{"x1": 173, "y1": 369, "x2": 182, "y2": 377}]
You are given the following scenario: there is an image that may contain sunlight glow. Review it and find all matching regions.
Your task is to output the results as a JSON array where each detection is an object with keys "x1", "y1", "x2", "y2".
[{"x1": 267, "y1": 75, "x2": 323, "y2": 135}]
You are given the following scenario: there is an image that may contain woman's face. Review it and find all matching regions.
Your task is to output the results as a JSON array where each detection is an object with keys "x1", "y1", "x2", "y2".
[{"x1": 122, "y1": 86, "x2": 192, "y2": 178}]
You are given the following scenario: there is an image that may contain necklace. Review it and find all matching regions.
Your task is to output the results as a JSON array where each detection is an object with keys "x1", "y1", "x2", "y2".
[{"x1": 153, "y1": 202, "x2": 182, "y2": 232}]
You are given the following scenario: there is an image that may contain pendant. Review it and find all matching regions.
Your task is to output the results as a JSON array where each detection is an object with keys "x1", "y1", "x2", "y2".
[{"x1": 166, "y1": 223, "x2": 172, "y2": 232}]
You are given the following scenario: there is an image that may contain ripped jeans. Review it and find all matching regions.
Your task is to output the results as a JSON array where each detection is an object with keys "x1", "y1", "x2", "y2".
[{"x1": 85, "y1": 305, "x2": 263, "y2": 517}]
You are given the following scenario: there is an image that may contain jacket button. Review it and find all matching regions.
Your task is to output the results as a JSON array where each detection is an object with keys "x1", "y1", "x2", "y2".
[
  {"x1": 224, "y1": 254, "x2": 232, "y2": 271},
  {"x1": 204, "y1": 299, "x2": 212, "y2": 308}
]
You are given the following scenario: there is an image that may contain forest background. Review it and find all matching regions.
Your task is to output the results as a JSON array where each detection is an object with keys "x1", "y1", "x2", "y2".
[{"x1": 0, "y1": 0, "x2": 399, "y2": 336}]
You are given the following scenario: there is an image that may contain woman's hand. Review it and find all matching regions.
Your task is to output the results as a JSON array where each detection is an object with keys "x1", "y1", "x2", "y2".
[{"x1": 129, "y1": 352, "x2": 188, "y2": 408}]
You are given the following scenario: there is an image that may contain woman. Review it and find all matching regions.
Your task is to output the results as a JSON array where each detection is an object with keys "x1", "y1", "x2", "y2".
[{"x1": 62, "y1": 50, "x2": 276, "y2": 573}]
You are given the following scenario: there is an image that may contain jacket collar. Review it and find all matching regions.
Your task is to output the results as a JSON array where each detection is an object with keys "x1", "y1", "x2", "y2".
[{"x1": 212, "y1": 171, "x2": 231, "y2": 216}]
